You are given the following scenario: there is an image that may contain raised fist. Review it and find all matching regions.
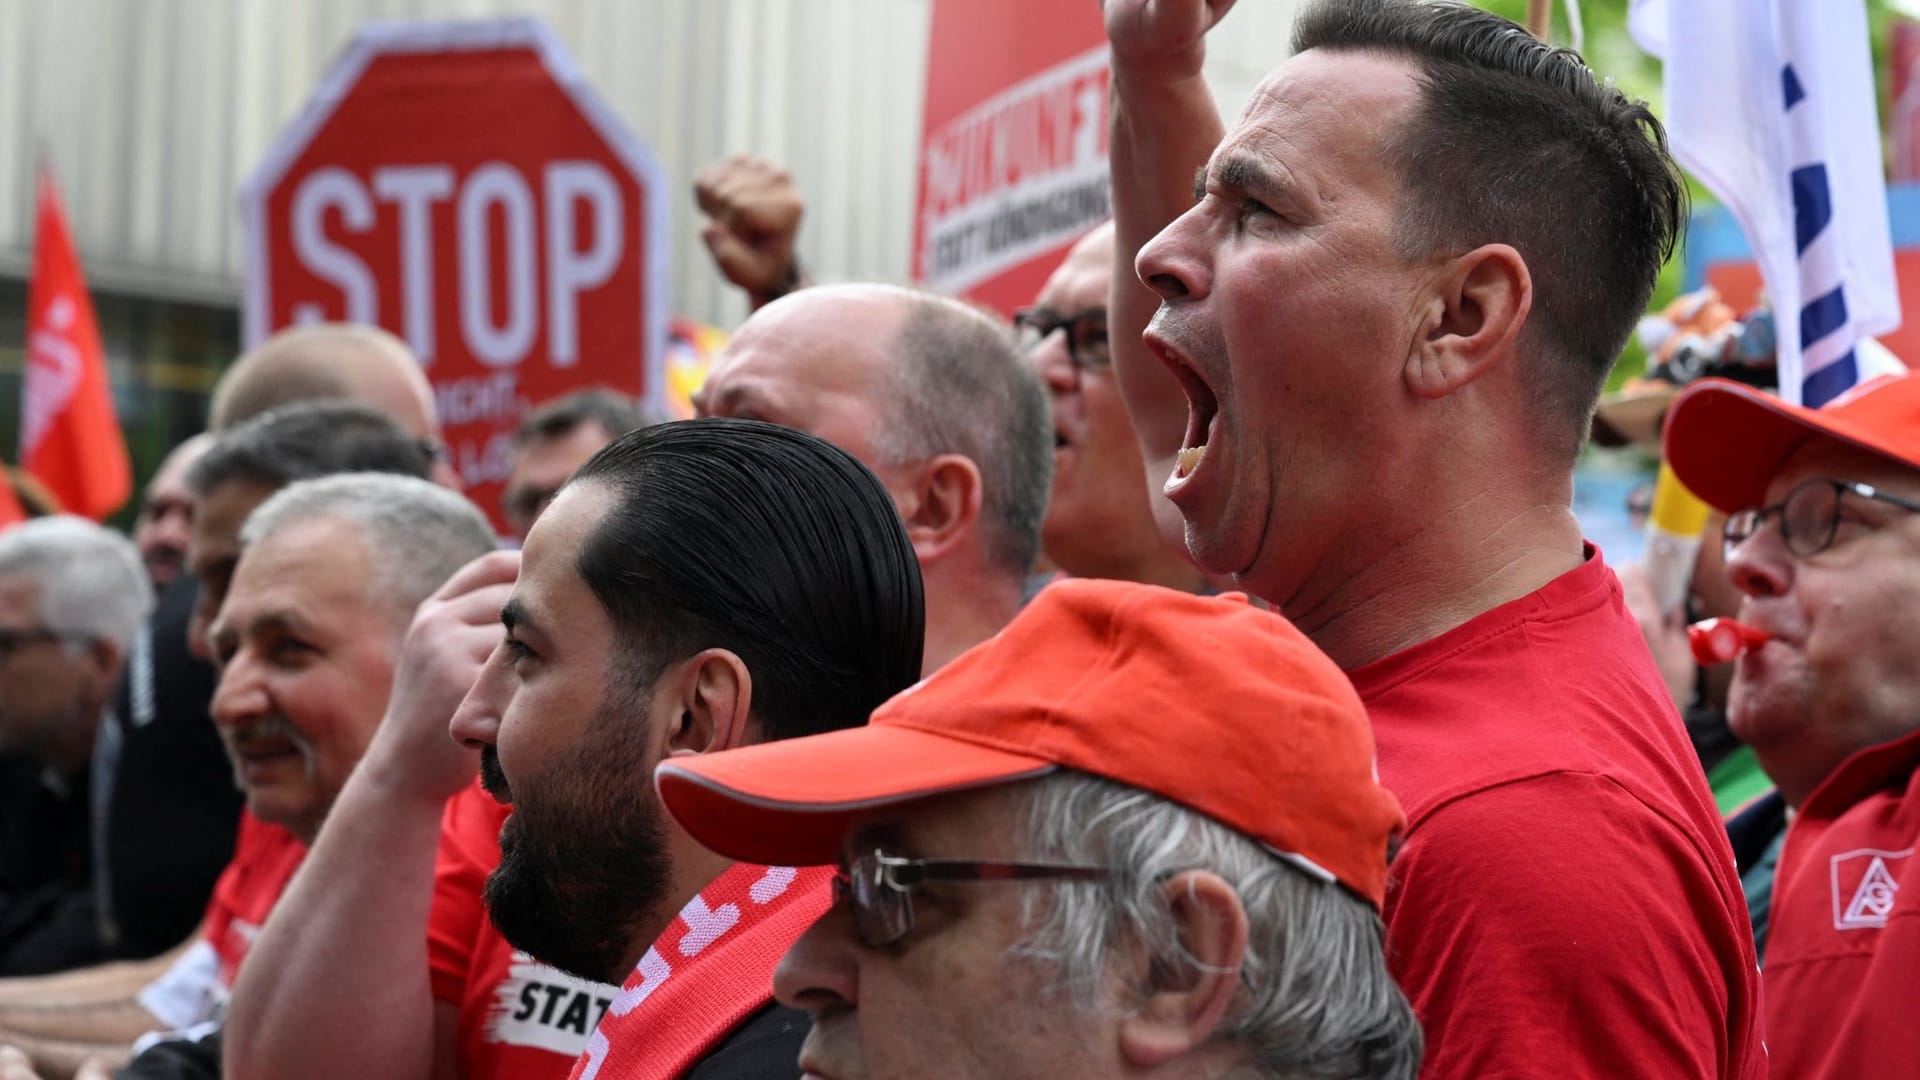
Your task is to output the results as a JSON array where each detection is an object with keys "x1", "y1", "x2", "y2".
[
  {"x1": 1104, "y1": 0, "x2": 1239, "y2": 82},
  {"x1": 695, "y1": 155, "x2": 806, "y2": 303},
  {"x1": 365, "y1": 550, "x2": 521, "y2": 805}
]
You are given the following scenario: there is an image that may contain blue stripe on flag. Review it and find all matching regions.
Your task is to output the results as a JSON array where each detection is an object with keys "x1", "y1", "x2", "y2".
[
  {"x1": 1800, "y1": 285, "x2": 1849, "y2": 348},
  {"x1": 1783, "y1": 64, "x2": 1806, "y2": 108},
  {"x1": 1803, "y1": 349, "x2": 1858, "y2": 408},
  {"x1": 1792, "y1": 164, "x2": 1832, "y2": 254}
]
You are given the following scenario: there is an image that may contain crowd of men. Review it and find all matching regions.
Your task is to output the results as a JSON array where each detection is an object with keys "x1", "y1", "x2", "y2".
[{"x1": 0, "y1": 1, "x2": 1916, "y2": 1077}]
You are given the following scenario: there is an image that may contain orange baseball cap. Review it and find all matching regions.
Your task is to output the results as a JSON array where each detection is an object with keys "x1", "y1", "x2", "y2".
[
  {"x1": 655, "y1": 579, "x2": 1406, "y2": 910},
  {"x1": 1664, "y1": 370, "x2": 1920, "y2": 512}
]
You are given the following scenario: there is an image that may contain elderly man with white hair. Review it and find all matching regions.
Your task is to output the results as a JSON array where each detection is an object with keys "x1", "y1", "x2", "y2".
[
  {"x1": 0, "y1": 473, "x2": 494, "y2": 1079},
  {"x1": 0, "y1": 518, "x2": 152, "y2": 976}
]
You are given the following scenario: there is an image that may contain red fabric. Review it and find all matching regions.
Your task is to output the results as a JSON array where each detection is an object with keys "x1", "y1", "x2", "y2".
[
  {"x1": 429, "y1": 780, "x2": 619, "y2": 1079},
  {"x1": 568, "y1": 863, "x2": 831, "y2": 1080},
  {"x1": 1348, "y1": 549, "x2": 1765, "y2": 1079},
  {"x1": 0, "y1": 474, "x2": 25, "y2": 531},
  {"x1": 202, "y1": 812, "x2": 307, "y2": 990},
  {"x1": 1761, "y1": 724, "x2": 1920, "y2": 1077},
  {"x1": 21, "y1": 168, "x2": 129, "y2": 520}
]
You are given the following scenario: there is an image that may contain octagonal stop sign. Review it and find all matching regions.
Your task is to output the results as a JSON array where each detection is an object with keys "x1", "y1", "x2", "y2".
[{"x1": 240, "y1": 18, "x2": 667, "y2": 531}]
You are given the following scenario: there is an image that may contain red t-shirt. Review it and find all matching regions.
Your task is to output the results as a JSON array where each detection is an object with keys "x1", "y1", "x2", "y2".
[
  {"x1": 1348, "y1": 549, "x2": 1765, "y2": 1079},
  {"x1": 428, "y1": 781, "x2": 620, "y2": 1080},
  {"x1": 1761, "y1": 724, "x2": 1920, "y2": 1077},
  {"x1": 135, "y1": 812, "x2": 306, "y2": 1035},
  {"x1": 204, "y1": 811, "x2": 307, "y2": 990}
]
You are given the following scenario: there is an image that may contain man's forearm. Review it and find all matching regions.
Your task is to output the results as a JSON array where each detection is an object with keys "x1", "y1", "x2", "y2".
[
  {"x1": 1107, "y1": 65, "x2": 1227, "y2": 547},
  {"x1": 0, "y1": 950, "x2": 182, "y2": 1010},
  {"x1": 0, "y1": 996, "x2": 157, "y2": 1051},
  {"x1": 223, "y1": 760, "x2": 448, "y2": 1080},
  {"x1": 0, "y1": 1033, "x2": 131, "y2": 1080}
]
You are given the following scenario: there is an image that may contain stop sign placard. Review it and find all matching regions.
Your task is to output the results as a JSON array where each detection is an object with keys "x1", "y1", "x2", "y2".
[{"x1": 240, "y1": 18, "x2": 667, "y2": 527}]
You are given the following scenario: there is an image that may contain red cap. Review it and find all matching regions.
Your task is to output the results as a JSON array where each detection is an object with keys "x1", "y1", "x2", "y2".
[
  {"x1": 655, "y1": 579, "x2": 1406, "y2": 910},
  {"x1": 1664, "y1": 371, "x2": 1920, "y2": 512}
]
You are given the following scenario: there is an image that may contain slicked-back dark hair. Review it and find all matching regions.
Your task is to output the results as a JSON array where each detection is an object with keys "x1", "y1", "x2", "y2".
[
  {"x1": 186, "y1": 401, "x2": 434, "y2": 497},
  {"x1": 1294, "y1": 0, "x2": 1686, "y2": 462},
  {"x1": 568, "y1": 417, "x2": 925, "y2": 742}
]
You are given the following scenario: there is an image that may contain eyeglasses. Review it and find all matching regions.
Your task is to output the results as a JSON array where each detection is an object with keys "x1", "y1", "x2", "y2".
[
  {"x1": 1013, "y1": 306, "x2": 1110, "y2": 371},
  {"x1": 1724, "y1": 477, "x2": 1920, "y2": 559},
  {"x1": 0, "y1": 626, "x2": 70, "y2": 659},
  {"x1": 833, "y1": 848, "x2": 1108, "y2": 948}
]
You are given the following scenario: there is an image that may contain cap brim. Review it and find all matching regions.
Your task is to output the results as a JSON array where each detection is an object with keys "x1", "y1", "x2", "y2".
[
  {"x1": 655, "y1": 725, "x2": 1056, "y2": 867},
  {"x1": 1664, "y1": 379, "x2": 1887, "y2": 511}
]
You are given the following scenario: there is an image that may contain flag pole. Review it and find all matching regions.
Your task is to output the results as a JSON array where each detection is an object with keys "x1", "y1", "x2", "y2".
[{"x1": 1526, "y1": 0, "x2": 1552, "y2": 41}]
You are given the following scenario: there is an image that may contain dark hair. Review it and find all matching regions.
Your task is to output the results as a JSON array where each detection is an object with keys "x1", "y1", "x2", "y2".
[
  {"x1": 882, "y1": 291, "x2": 1053, "y2": 578},
  {"x1": 570, "y1": 418, "x2": 926, "y2": 741},
  {"x1": 1294, "y1": 0, "x2": 1686, "y2": 462},
  {"x1": 515, "y1": 388, "x2": 665, "y2": 447},
  {"x1": 186, "y1": 401, "x2": 434, "y2": 497}
]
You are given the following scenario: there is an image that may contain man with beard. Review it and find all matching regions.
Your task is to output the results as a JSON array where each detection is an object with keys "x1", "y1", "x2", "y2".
[
  {"x1": 456, "y1": 420, "x2": 923, "y2": 1079},
  {"x1": 0, "y1": 473, "x2": 492, "y2": 1078},
  {"x1": 231, "y1": 419, "x2": 924, "y2": 1080},
  {"x1": 1101, "y1": 0, "x2": 1761, "y2": 1075}
]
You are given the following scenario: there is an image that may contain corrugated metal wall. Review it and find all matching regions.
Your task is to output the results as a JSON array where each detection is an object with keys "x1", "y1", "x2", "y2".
[{"x1": 0, "y1": 0, "x2": 1299, "y2": 329}]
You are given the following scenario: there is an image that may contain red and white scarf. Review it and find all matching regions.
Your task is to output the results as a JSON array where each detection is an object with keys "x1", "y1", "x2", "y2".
[{"x1": 568, "y1": 862, "x2": 831, "y2": 1080}]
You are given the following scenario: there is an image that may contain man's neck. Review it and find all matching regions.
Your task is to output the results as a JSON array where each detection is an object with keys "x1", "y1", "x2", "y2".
[
  {"x1": 41, "y1": 703, "x2": 103, "y2": 780},
  {"x1": 1281, "y1": 496, "x2": 1586, "y2": 670},
  {"x1": 1064, "y1": 533, "x2": 1209, "y2": 595},
  {"x1": 920, "y1": 566, "x2": 1024, "y2": 676}
]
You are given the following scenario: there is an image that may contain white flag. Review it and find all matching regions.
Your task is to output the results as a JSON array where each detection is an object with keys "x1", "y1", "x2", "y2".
[{"x1": 1630, "y1": 0, "x2": 1900, "y2": 406}]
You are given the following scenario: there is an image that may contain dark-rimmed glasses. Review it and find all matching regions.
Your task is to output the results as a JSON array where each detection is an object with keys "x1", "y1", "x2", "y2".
[
  {"x1": 1724, "y1": 477, "x2": 1920, "y2": 559},
  {"x1": 834, "y1": 849, "x2": 1108, "y2": 948},
  {"x1": 1013, "y1": 306, "x2": 1110, "y2": 371},
  {"x1": 0, "y1": 626, "x2": 71, "y2": 659}
]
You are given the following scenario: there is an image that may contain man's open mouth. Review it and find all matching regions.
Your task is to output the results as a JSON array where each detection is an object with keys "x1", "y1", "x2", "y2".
[{"x1": 1159, "y1": 346, "x2": 1219, "y2": 482}]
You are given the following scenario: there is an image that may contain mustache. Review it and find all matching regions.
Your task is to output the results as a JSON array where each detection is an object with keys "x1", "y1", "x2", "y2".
[
  {"x1": 479, "y1": 746, "x2": 513, "y2": 803},
  {"x1": 222, "y1": 715, "x2": 316, "y2": 780}
]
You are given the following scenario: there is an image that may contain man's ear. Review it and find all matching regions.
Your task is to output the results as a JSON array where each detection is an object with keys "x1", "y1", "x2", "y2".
[
  {"x1": 662, "y1": 649, "x2": 754, "y2": 757},
  {"x1": 78, "y1": 638, "x2": 124, "y2": 702},
  {"x1": 899, "y1": 453, "x2": 983, "y2": 566},
  {"x1": 1405, "y1": 242, "x2": 1532, "y2": 400},
  {"x1": 1116, "y1": 870, "x2": 1250, "y2": 1068}
]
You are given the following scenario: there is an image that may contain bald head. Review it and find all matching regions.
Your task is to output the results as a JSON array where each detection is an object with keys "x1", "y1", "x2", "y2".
[
  {"x1": 697, "y1": 284, "x2": 1050, "y2": 580},
  {"x1": 211, "y1": 323, "x2": 440, "y2": 441}
]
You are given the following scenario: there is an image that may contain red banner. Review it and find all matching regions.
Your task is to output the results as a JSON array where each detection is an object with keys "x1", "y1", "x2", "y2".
[
  {"x1": 911, "y1": 0, "x2": 1110, "y2": 315},
  {"x1": 240, "y1": 18, "x2": 668, "y2": 530},
  {"x1": 22, "y1": 168, "x2": 131, "y2": 521}
]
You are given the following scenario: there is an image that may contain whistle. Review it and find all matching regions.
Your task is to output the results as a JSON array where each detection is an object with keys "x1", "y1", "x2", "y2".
[{"x1": 1687, "y1": 618, "x2": 1770, "y2": 666}]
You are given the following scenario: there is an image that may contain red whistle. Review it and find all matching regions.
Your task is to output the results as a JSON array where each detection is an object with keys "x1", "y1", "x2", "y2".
[{"x1": 1688, "y1": 618, "x2": 1770, "y2": 666}]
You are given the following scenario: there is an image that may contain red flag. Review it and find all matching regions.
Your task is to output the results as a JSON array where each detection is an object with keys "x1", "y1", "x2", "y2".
[
  {"x1": 22, "y1": 168, "x2": 130, "y2": 520},
  {"x1": 0, "y1": 469, "x2": 26, "y2": 532}
]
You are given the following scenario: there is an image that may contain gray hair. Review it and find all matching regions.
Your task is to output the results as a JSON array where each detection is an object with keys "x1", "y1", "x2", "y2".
[
  {"x1": 189, "y1": 401, "x2": 435, "y2": 498},
  {"x1": 239, "y1": 473, "x2": 496, "y2": 628},
  {"x1": 516, "y1": 387, "x2": 667, "y2": 447},
  {"x1": 0, "y1": 516, "x2": 153, "y2": 652},
  {"x1": 1014, "y1": 772, "x2": 1422, "y2": 1080},
  {"x1": 877, "y1": 291, "x2": 1052, "y2": 579}
]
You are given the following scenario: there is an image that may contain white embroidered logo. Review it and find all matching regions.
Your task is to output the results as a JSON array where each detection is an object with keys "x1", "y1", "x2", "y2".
[{"x1": 1830, "y1": 848, "x2": 1911, "y2": 930}]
